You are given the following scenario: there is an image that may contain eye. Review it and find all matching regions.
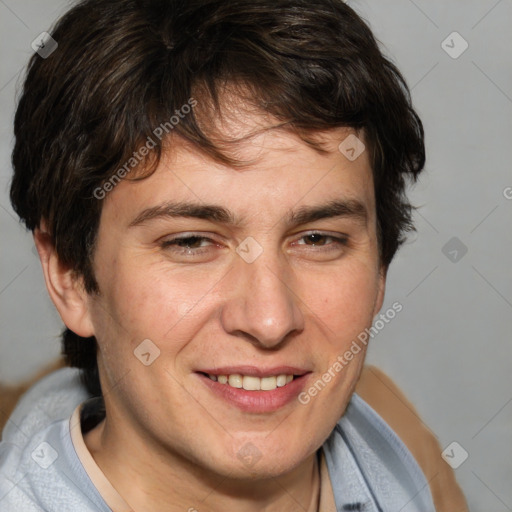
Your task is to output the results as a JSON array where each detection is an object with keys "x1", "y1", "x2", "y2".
[
  {"x1": 159, "y1": 234, "x2": 220, "y2": 261},
  {"x1": 290, "y1": 231, "x2": 349, "y2": 261},
  {"x1": 161, "y1": 235, "x2": 213, "y2": 250},
  {"x1": 295, "y1": 232, "x2": 347, "y2": 248}
]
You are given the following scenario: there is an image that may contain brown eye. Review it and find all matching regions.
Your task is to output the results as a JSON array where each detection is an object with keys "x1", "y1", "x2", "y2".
[
  {"x1": 291, "y1": 232, "x2": 349, "y2": 261},
  {"x1": 303, "y1": 234, "x2": 329, "y2": 246},
  {"x1": 171, "y1": 236, "x2": 207, "y2": 249},
  {"x1": 160, "y1": 235, "x2": 215, "y2": 251},
  {"x1": 296, "y1": 232, "x2": 347, "y2": 248}
]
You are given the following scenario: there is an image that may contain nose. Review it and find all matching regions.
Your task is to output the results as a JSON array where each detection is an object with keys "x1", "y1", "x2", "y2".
[{"x1": 220, "y1": 252, "x2": 305, "y2": 348}]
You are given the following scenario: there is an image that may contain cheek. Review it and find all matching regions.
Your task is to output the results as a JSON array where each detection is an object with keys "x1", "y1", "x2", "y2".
[
  {"x1": 300, "y1": 260, "x2": 380, "y2": 340},
  {"x1": 92, "y1": 260, "x2": 222, "y2": 354},
  {"x1": 89, "y1": 264, "x2": 216, "y2": 405}
]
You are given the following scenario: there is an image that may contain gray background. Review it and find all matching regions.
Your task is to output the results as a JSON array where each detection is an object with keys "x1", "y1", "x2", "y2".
[{"x1": 1, "y1": 0, "x2": 511, "y2": 509}]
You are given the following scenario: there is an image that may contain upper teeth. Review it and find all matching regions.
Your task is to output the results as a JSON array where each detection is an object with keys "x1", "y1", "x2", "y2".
[{"x1": 208, "y1": 374, "x2": 294, "y2": 391}]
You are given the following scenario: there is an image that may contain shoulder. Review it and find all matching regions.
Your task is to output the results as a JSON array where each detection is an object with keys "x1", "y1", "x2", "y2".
[
  {"x1": 0, "y1": 419, "x2": 65, "y2": 511},
  {"x1": 323, "y1": 389, "x2": 436, "y2": 511},
  {"x1": 0, "y1": 416, "x2": 108, "y2": 512},
  {"x1": 2, "y1": 367, "x2": 89, "y2": 444},
  {"x1": 0, "y1": 367, "x2": 107, "y2": 511},
  {"x1": 354, "y1": 365, "x2": 468, "y2": 512}
]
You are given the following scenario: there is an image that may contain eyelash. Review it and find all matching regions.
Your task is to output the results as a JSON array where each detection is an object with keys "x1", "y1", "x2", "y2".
[
  {"x1": 160, "y1": 235, "x2": 217, "y2": 255},
  {"x1": 159, "y1": 232, "x2": 348, "y2": 257}
]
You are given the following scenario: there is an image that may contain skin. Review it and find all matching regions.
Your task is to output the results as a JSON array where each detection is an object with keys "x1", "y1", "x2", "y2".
[{"x1": 36, "y1": 110, "x2": 386, "y2": 512}]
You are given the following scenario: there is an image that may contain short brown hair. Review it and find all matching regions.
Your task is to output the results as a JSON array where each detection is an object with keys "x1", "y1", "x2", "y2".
[{"x1": 10, "y1": 0, "x2": 425, "y2": 396}]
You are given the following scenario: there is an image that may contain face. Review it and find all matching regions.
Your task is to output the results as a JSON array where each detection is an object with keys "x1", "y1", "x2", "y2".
[{"x1": 84, "y1": 115, "x2": 385, "y2": 480}]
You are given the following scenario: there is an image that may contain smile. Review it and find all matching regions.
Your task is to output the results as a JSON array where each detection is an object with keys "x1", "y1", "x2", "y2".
[
  {"x1": 206, "y1": 373, "x2": 295, "y2": 391},
  {"x1": 196, "y1": 368, "x2": 310, "y2": 413}
]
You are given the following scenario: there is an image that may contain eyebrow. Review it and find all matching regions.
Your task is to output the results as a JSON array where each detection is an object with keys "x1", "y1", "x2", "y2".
[
  {"x1": 288, "y1": 199, "x2": 367, "y2": 227},
  {"x1": 128, "y1": 199, "x2": 368, "y2": 228}
]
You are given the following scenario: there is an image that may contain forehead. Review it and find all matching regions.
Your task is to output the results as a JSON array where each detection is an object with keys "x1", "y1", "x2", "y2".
[{"x1": 101, "y1": 112, "x2": 375, "y2": 230}]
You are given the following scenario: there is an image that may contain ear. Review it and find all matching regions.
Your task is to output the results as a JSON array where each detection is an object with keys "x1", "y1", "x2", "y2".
[
  {"x1": 372, "y1": 266, "x2": 387, "y2": 317},
  {"x1": 34, "y1": 225, "x2": 95, "y2": 338}
]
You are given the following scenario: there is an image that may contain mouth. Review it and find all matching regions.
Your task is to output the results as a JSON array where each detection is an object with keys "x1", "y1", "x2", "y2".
[
  {"x1": 199, "y1": 372, "x2": 298, "y2": 391},
  {"x1": 195, "y1": 366, "x2": 311, "y2": 413}
]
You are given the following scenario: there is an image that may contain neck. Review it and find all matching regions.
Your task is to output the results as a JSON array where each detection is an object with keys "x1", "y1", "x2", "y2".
[{"x1": 84, "y1": 416, "x2": 320, "y2": 512}]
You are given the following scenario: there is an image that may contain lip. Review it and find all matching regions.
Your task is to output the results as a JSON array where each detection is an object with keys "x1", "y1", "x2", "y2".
[
  {"x1": 197, "y1": 365, "x2": 309, "y2": 377},
  {"x1": 195, "y1": 371, "x2": 311, "y2": 413}
]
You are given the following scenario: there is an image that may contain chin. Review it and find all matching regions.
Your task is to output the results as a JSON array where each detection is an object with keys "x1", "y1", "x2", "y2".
[
  {"x1": 189, "y1": 438, "x2": 311, "y2": 482},
  {"x1": 235, "y1": 442, "x2": 315, "y2": 480}
]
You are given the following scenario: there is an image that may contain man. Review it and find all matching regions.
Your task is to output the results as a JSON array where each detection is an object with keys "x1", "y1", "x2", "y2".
[{"x1": 1, "y1": 0, "x2": 467, "y2": 510}]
